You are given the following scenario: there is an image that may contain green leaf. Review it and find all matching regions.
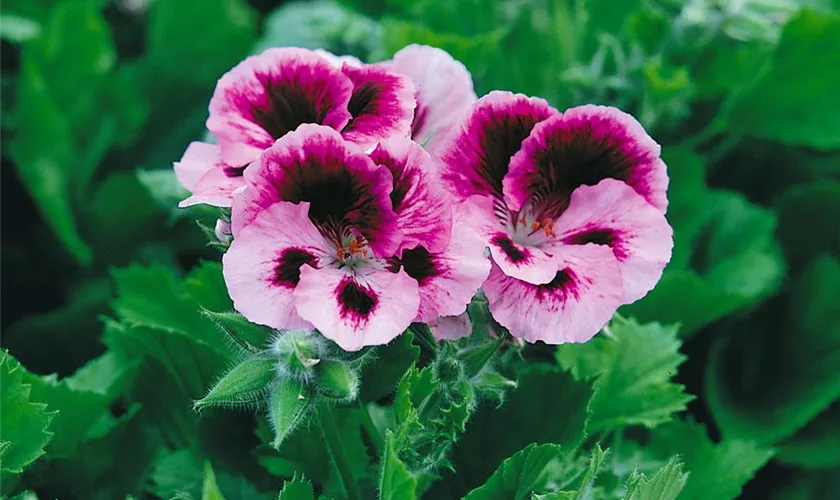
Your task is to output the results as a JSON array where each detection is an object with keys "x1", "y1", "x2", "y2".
[
  {"x1": 0, "y1": 352, "x2": 55, "y2": 480},
  {"x1": 556, "y1": 319, "x2": 693, "y2": 432},
  {"x1": 647, "y1": 420, "x2": 775, "y2": 500},
  {"x1": 269, "y1": 380, "x2": 313, "y2": 449},
  {"x1": 379, "y1": 430, "x2": 417, "y2": 500},
  {"x1": 551, "y1": 444, "x2": 608, "y2": 499},
  {"x1": 202, "y1": 310, "x2": 274, "y2": 352},
  {"x1": 111, "y1": 263, "x2": 236, "y2": 360},
  {"x1": 706, "y1": 255, "x2": 840, "y2": 443},
  {"x1": 776, "y1": 180, "x2": 840, "y2": 270},
  {"x1": 726, "y1": 10, "x2": 840, "y2": 149},
  {"x1": 623, "y1": 458, "x2": 687, "y2": 500},
  {"x1": 0, "y1": 12, "x2": 41, "y2": 42},
  {"x1": 278, "y1": 474, "x2": 315, "y2": 500},
  {"x1": 10, "y1": 55, "x2": 91, "y2": 264},
  {"x1": 256, "y1": 0, "x2": 380, "y2": 59},
  {"x1": 778, "y1": 402, "x2": 840, "y2": 469},
  {"x1": 203, "y1": 461, "x2": 227, "y2": 500},
  {"x1": 452, "y1": 367, "x2": 592, "y2": 494},
  {"x1": 464, "y1": 443, "x2": 563, "y2": 500},
  {"x1": 195, "y1": 357, "x2": 277, "y2": 410},
  {"x1": 360, "y1": 331, "x2": 419, "y2": 402}
]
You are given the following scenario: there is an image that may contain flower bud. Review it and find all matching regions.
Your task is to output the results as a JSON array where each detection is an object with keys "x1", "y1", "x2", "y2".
[{"x1": 314, "y1": 360, "x2": 359, "y2": 402}]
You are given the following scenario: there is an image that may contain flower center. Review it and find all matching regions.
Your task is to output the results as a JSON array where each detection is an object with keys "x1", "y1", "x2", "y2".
[
  {"x1": 506, "y1": 205, "x2": 556, "y2": 247},
  {"x1": 331, "y1": 229, "x2": 376, "y2": 271}
]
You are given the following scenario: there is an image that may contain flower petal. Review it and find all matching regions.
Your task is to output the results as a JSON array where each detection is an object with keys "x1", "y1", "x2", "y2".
[
  {"x1": 294, "y1": 266, "x2": 420, "y2": 351},
  {"x1": 340, "y1": 64, "x2": 416, "y2": 150},
  {"x1": 439, "y1": 91, "x2": 556, "y2": 201},
  {"x1": 402, "y1": 209, "x2": 491, "y2": 322},
  {"x1": 314, "y1": 49, "x2": 363, "y2": 68},
  {"x1": 179, "y1": 167, "x2": 246, "y2": 208},
  {"x1": 174, "y1": 141, "x2": 218, "y2": 191},
  {"x1": 223, "y1": 201, "x2": 331, "y2": 331},
  {"x1": 429, "y1": 313, "x2": 472, "y2": 341},
  {"x1": 503, "y1": 105, "x2": 669, "y2": 215},
  {"x1": 461, "y1": 195, "x2": 560, "y2": 285},
  {"x1": 483, "y1": 243, "x2": 624, "y2": 344},
  {"x1": 369, "y1": 137, "x2": 452, "y2": 254},
  {"x1": 232, "y1": 124, "x2": 401, "y2": 258},
  {"x1": 208, "y1": 47, "x2": 354, "y2": 165},
  {"x1": 551, "y1": 179, "x2": 673, "y2": 303},
  {"x1": 386, "y1": 44, "x2": 476, "y2": 150}
]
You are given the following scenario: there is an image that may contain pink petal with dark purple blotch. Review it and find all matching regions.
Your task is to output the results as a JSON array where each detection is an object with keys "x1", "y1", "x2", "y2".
[
  {"x1": 231, "y1": 125, "x2": 401, "y2": 258},
  {"x1": 385, "y1": 45, "x2": 477, "y2": 151},
  {"x1": 503, "y1": 105, "x2": 669, "y2": 215},
  {"x1": 401, "y1": 207, "x2": 491, "y2": 322},
  {"x1": 294, "y1": 265, "x2": 420, "y2": 351},
  {"x1": 460, "y1": 195, "x2": 561, "y2": 285},
  {"x1": 429, "y1": 312, "x2": 472, "y2": 341},
  {"x1": 439, "y1": 91, "x2": 557, "y2": 202},
  {"x1": 207, "y1": 47, "x2": 354, "y2": 166},
  {"x1": 369, "y1": 137, "x2": 452, "y2": 254},
  {"x1": 483, "y1": 243, "x2": 624, "y2": 344},
  {"x1": 549, "y1": 179, "x2": 673, "y2": 303},
  {"x1": 223, "y1": 201, "x2": 331, "y2": 331},
  {"x1": 340, "y1": 64, "x2": 416, "y2": 150},
  {"x1": 179, "y1": 167, "x2": 246, "y2": 208}
]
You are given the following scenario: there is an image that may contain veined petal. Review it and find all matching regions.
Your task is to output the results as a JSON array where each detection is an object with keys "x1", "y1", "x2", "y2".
[
  {"x1": 369, "y1": 137, "x2": 452, "y2": 254},
  {"x1": 402, "y1": 209, "x2": 491, "y2": 322},
  {"x1": 439, "y1": 91, "x2": 557, "y2": 201},
  {"x1": 504, "y1": 105, "x2": 668, "y2": 215},
  {"x1": 174, "y1": 141, "x2": 248, "y2": 208},
  {"x1": 551, "y1": 179, "x2": 673, "y2": 303},
  {"x1": 386, "y1": 44, "x2": 477, "y2": 151},
  {"x1": 231, "y1": 124, "x2": 401, "y2": 258},
  {"x1": 294, "y1": 266, "x2": 420, "y2": 351},
  {"x1": 483, "y1": 243, "x2": 624, "y2": 344},
  {"x1": 340, "y1": 64, "x2": 416, "y2": 150},
  {"x1": 223, "y1": 201, "x2": 331, "y2": 331},
  {"x1": 461, "y1": 195, "x2": 560, "y2": 285},
  {"x1": 208, "y1": 47, "x2": 354, "y2": 165}
]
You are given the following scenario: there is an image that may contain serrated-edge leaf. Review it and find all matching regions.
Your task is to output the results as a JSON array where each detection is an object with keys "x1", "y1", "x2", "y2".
[
  {"x1": 279, "y1": 473, "x2": 315, "y2": 500},
  {"x1": 379, "y1": 430, "x2": 417, "y2": 500},
  {"x1": 464, "y1": 443, "x2": 564, "y2": 500},
  {"x1": 624, "y1": 457, "x2": 687, "y2": 500}
]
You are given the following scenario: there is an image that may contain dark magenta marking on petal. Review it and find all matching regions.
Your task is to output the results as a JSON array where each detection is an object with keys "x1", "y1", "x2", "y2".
[
  {"x1": 273, "y1": 248, "x2": 318, "y2": 288},
  {"x1": 491, "y1": 234, "x2": 528, "y2": 263},
  {"x1": 224, "y1": 164, "x2": 248, "y2": 178},
  {"x1": 534, "y1": 268, "x2": 579, "y2": 302},
  {"x1": 252, "y1": 80, "x2": 322, "y2": 140},
  {"x1": 369, "y1": 144, "x2": 416, "y2": 211},
  {"x1": 337, "y1": 278, "x2": 378, "y2": 320},
  {"x1": 401, "y1": 246, "x2": 440, "y2": 286},
  {"x1": 563, "y1": 227, "x2": 627, "y2": 260},
  {"x1": 518, "y1": 114, "x2": 660, "y2": 217},
  {"x1": 411, "y1": 103, "x2": 430, "y2": 140},
  {"x1": 347, "y1": 81, "x2": 382, "y2": 119}
]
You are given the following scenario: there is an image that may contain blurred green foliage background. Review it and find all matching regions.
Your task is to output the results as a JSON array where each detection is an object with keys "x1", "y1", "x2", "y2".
[{"x1": 1, "y1": 0, "x2": 839, "y2": 498}]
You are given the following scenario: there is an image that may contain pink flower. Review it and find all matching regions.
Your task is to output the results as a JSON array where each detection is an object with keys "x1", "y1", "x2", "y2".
[
  {"x1": 223, "y1": 125, "x2": 488, "y2": 351},
  {"x1": 380, "y1": 45, "x2": 477, "y2": 152},
  {"x1": 439, "y1": 91, "x2": 673, "y2": 344},
  {"x1": 174, "y1": 47, "x2": 415, "y2": 208}
]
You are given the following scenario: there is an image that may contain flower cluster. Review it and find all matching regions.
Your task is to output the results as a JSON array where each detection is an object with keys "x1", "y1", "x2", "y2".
[{"x1": 174, "y1": 44, "x2": 672, "y2": 350}]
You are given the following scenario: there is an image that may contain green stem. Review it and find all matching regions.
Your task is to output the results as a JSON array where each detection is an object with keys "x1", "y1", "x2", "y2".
[
  {"x1": 358, "y1": 400, "x2": 384, "y2": 455},
  {"x1": 317, "y1": 403, "x2": 362, "y2": 500}
]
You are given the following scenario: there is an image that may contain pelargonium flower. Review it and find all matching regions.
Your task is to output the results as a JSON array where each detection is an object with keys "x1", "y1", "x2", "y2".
[
  {"x1": 380, "y1": 45, "x2": 477, "y2": 151},
  {"x1": 440, "y1": 91, "x2": 673, "y2": 344},
  {"x1": 223, "y1": 125, "x2": 489, "y2": 351},
  {"x1": 174, "y1": 47, "x2": 415, "y2": 208}
]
